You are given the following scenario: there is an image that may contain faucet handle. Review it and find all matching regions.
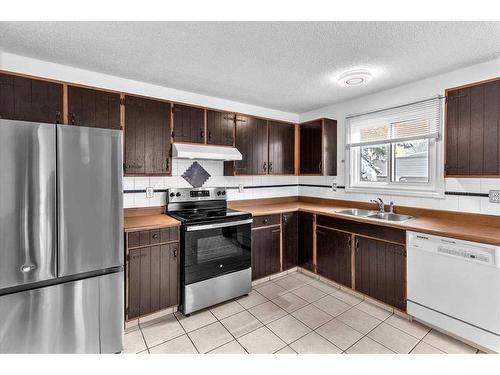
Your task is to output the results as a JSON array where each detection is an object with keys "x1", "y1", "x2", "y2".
[{"x1": 389, "y1": 201, "x2": 395, "y2": 213}]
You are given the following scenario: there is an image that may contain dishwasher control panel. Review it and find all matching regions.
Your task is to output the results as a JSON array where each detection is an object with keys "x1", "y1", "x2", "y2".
[{"x1": 437, "y1": 246, "x2": 491, "y2": 263}]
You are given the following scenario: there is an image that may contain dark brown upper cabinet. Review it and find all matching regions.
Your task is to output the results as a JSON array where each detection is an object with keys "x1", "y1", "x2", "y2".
[
  {"x1": 299, "y1": 118, "x2": 337, "y2": 176},
  {"x1": 224, "y1": 117, "x2": 296, "y2": 176},
  {"x1": 225, "y1": 115, "x2": 268, "y2": 175},
  {"x1": 268, "y1": 120, "x2": 295, "y2": 174},
  {"x1": 67, "y1": 85, "x2": 121, "y2": 129},
  {"x1": 172, "y1": 104, "x2": 205, "y2": 144},
  {"x1": 124, "y1": 95, "x2": 172, "y2": 176},
  {"x1": 0, "y1": 72, "x2": 63, "y2": 124},
  {"x1": 207, "y1": 109, "x2": 235, "y2": 146},
  {"x1": 445, "y1": 78, "x2": 500, "y2": 176}
]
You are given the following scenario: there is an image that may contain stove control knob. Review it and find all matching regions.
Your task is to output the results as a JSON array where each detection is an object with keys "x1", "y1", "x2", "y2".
[
  {"x1": 169, "y1": 192, "x2": 175, "y2": 197},
  {"x1": 222, "y1": 191, "x2": 226, "y2": 195},
  {"x1": 217, "y1": 191, "x2": 221, "y2": 196},
  {"x1": 176, "y1": 192, "x2": 181, "y2": 197}
]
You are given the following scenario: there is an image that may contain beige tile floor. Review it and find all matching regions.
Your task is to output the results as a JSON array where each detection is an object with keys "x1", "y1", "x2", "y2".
[{"x1": 123, "y1": 271, "x2": 481, "y2": 354}]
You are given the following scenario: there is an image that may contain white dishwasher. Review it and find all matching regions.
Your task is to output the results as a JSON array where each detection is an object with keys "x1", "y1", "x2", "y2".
[{"x1": 407, "y1": 231, "x2": 500, "y2": 352}]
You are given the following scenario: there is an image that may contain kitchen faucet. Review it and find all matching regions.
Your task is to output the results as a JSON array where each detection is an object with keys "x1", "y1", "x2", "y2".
[{"x1": 370, "y1": 197, "x2": 385, "y2": 212}]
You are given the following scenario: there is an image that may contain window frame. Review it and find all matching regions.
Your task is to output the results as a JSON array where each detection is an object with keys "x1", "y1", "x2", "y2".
[{"x1": 345, "y1": 98, "x2": 445, "y2": 199}]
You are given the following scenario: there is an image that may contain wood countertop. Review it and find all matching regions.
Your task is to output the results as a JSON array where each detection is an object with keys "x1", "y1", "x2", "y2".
[
  {"x1": 229, "y1": 198, "x2": 500, "y2": 246},
  {"x1": 124, "y1": 214, "x2": 180, "y2": 232}
]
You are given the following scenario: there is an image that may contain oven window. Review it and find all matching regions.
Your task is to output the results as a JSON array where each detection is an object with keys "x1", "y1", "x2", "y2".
[{"x1": 184, "y1": 224, "x2": 251, "y2": 284}]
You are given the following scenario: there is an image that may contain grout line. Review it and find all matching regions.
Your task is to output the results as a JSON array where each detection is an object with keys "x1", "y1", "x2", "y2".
[{"x1": 172, "y1": 310, "x2": 200, "y2": 354}]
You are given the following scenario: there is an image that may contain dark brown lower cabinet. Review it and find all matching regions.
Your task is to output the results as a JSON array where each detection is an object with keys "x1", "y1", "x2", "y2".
[
  {"x1": 251, "y1": 226, "x2": 281, "y2": 280},
  {"x1": 354, "y1": 236, "x2": 407, "y2": 310},
  {"x1": 298, "y1": 212, "x2": 314, "y2": 272},
  {"x1": 316, "y1": 227, "x2": 352, "y2": 287},
  {"x1": 127, "y1": 242, "x2": 179, "y2": 319},
  {"x1": 282, "y1": 212, "x2": 298, "y2": 271}
]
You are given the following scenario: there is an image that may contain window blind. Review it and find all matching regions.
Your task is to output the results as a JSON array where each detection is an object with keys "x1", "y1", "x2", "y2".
[{"x1": 346, "y1": 96, "x2": 443, "y2": 148}]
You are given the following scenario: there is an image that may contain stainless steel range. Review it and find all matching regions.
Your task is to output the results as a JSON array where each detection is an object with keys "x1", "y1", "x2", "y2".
[{"x1": 167, "y1": 188, "x2": 252, "y2": 315}]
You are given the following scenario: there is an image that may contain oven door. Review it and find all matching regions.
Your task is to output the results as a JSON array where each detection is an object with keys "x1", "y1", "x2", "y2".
[{"x1": 183, "y1": 218, "x2": 252, "y2": 285}]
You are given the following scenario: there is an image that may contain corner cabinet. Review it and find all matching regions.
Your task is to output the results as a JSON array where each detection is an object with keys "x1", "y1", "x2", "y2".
[
  {"x1": 299, "y1": 118, "x2": 337, "y2": 175},
  {"x1": 125, "y1": 226, "x2": 180, "y2": 320},
  {"x1": 445, "y1": 78, "x2": 500, "y2": 176},
  {"x1": 0, "y1": 72, "x2": 63, "y2": 124},
  {"x1": 123, "y1": 95, "x2": 172, "y2": 176}
]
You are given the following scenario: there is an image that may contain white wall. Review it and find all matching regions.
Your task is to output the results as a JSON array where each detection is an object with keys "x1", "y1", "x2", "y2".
[{"x1": 298, "y1": 57, "x2": 500, "y2": 216}]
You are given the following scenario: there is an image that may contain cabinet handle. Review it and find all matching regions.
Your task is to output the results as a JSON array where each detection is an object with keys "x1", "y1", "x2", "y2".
[
  {"x1": 173, "y1": 248, "x2": 178, "y2": 257},
  {"x1": 208, "y1": 131, "x2": 212, "y2": 141},
  {"x1": 263, "y1": 162, "x2": 267, "y2": 172},
  {"x1": 355, "y1": 240, "x2": 359, "y2": 253},
  {"x1": 269, "y1": 162, "x2": 273, "y2": 172},
  {"x1": 318, "y1": 161, "x2": 322, "y2": 173},
  {"x1": 55, "y1": 111, "x2": 61, "y2": 124},
  {"x1": 283, "y1": 215, "x2": 287, "y2": 223},
  {"x1": 263, "y1": 218, "x2": 269, "y2": 224},
  {"x1": 70, "y1": 113, "x2": 76, "y2": 125},
  {"x1": 166, "y1": 157, "x2": 170, "y2": 171},
  {"x1": 348, "y1": 238, "x2": 352, "y2": 247},
  {"x1": 152, "y1": 233, "x2": 158, "y2": 239},
  {"x1": 200, "y1": 130, "x2": 204, "y2": 139}
]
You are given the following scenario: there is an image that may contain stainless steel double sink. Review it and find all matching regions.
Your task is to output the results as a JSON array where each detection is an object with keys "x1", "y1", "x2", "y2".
[{"x1": 336, "y1": 209, "x2": 415, "y2": 222}]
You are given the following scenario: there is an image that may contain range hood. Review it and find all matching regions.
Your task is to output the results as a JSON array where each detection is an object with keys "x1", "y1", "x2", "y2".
[{"x1": 172, "y1": 143, "x2": 242, "y2": 161}]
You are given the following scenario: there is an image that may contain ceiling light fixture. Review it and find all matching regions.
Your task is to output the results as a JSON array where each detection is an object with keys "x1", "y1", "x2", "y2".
[{"x1": 338, "y1": 69, "x2": 373, "y2": 87}]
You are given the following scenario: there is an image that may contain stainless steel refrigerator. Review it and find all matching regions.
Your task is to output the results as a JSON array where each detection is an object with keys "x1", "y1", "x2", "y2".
[{"x1": 0, "y1": 119, "x2": 123, "y2": 353}]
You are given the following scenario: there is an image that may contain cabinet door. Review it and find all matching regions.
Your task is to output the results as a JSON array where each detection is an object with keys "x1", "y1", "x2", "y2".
[
  {"x1": 127, "y1": 248, "x2": 142, "y2": 319},
  {"x1": 300, "y1": 120, "x2": 323, "y2": 174},
  {"x1": 207, "y1": 109, "x2": 234, "y2": 146},
  {"x1": 355, "y1": 236, "x2": 406, "y2": 310},
  {"x1": 124, "y1": 95, "x2": 171, "y2": 175},
  {"x1": 282, "y1": 212, "x2": 298, "y2": 271},
  {"x1": 172, "y1": 104, "x2": 205, "y2": 143},
  {"x1": 160, "y1": 243, "x2": 179, "y2": 309},
  {"x1": 316, "y1": 227, "x2": 351, "y2": 287},
  {"x1": 268, "y1": 120, "x2": 295, "y2": 175},
  {"x1": 234, "y1": 115, "x2": 268, "y2": 175},
  {"x1": 251, "y1": 226, "x2": 280, "y2": 280},
  {"x1": 67, "y1": 85, "x2": 121, "y2": 129},
  {"x1": 0, "y1": 73, "x2": 63, "y2": 123},
  {"x1": 298, "y1": 212, "x2": 314, "y2": 272},
  {"x1": 446, "y1": 80, "x2": 500, "y2": 176}
]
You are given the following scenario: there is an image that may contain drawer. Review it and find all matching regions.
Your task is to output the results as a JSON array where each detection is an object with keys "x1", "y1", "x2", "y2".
[
  {"x1": 252, "y1": 214, "x2": 280, "y2": 228},
  {"x1": 160, "y1": 227, "x2": 179, "y2": 243},
  {"x1": 127, "y1": 227, "x2": 179, "y2": 248}
]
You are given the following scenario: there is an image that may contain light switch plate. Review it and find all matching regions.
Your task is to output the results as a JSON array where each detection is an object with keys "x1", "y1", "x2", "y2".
[
  {"x1": 489, "y1": 190, "x2": 500, "y2": 203},
  {"x1": 146, "y1": 187, "x2": 154, "y2": 198},
  {"x1": 332, "y1": 183, "x2": 337, "y2": 191},
  {"x1": 238, "y1": 184, "x2": 244, "y2": 193}
]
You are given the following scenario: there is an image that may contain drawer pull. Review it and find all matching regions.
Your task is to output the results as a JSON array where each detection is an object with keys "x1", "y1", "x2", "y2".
[{"x1": 152, "y1": 233, "x2": 159, "y2": 239}]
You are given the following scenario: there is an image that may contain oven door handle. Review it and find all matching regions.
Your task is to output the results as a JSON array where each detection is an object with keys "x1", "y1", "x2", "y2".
[{"x1": 185, "y1": 218, "x2": 253, "y2": 231}]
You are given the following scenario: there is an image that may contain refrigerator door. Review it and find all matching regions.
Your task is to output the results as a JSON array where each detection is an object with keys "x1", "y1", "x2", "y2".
[
  {"x1": 0, "y1": 277, "x2": 100, "y2": 353},
  {"x1": 57, "y1": 125, "x2": 123, "y2": 276},
  {"x1": 0, "y1": 119, "x2": 57, "y2": 290},
  {"x1": 99, "y1": 271, "x2": 124, "y2": 353}
]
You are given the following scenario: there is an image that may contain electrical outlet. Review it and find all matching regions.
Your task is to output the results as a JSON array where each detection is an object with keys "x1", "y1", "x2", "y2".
[
  {"x1": 332, "y1": 183, "x2": 337, "y2": 191},
  {"x1": 489, "y1": 190, "x2": 500, "y2": 203},
  {"x1": 146, "y1": 187, "x2": 154, "y2": 198},
  {"x1": 238, "y1": 184, "x2": 244, "y2": 193}
]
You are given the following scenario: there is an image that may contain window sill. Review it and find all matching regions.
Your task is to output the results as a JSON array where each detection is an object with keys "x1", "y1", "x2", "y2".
[{"x1": 345, "y1": 185, "x2": 445, "y2": 199}]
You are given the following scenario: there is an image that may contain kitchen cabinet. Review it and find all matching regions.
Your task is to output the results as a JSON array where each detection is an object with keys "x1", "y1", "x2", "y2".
[
  {"x1": 207, "y1": 109, "x2": 235, "y2": 146},
  {"x1": 268, "y1": 120, "x2": 295, "y2": 174},
  {"x1": 298, "y1": 212, "x2": 315, "y2": 272},
  {"x1": 224, "y1": 117, "x2": 296, "y2": 175},
  {"x1": 445, "y1": 78, "x2": 500, "y2": 176},
  {"x1": 172, "y1": 104, "x2": 205, "y2": 144},
  {"x1": 316, "y1": 227, "x2": 352, "y2": 287},
  {"x1": 282, "y1": 212, "x2": 298, "y2": 271},
  {"x1": 67, "y1": 85, "x2": 121, "y2": 129},
  {"x1": 124, "y1": 95, "x2": 172, "y2": 176},
  {"x1": 226, "y1": 115, "x2": 268, "y2": 175},
  {"x1": 354, "y1": 236, "x2": 406, "y2": 310},
  {"x1": 0, "y1": 72, "x2": 63, "y2": 124},
  {"x1": 251, "y1": 220, "x2": 281, "y2": 280},
  {"x1": 299, "y1": 118, "x2": 337, "y2": 175},
  {"x1": 126, "y1": 227, "x2": 179, "y2": 320}
]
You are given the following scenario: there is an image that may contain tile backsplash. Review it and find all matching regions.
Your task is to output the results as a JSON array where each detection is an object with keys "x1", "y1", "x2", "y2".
[{"x1": 123, "y1": 159, "x2": 499, "y2": 216}]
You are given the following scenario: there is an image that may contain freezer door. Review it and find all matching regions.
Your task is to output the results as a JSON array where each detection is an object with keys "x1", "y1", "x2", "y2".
[
  {"x1": 99, "y1": 271, "x2": 124, "y2": 353},
  {"x1": 57, "y1": 125, "x2": 123, "y2": 276},
  {"x1": 0, "y1": 277, "x2": 100, "y2": 353},
  {"x1": 0, "y1": 119, "x2": 57, "y2": 290}
]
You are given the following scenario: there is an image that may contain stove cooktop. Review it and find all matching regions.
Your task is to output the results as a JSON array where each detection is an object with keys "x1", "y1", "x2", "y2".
[{"x1": 168, "y1": 208, "x2": 250, "y2": 224}]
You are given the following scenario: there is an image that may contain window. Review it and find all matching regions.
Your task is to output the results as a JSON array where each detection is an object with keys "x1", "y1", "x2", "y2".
[{"x1": 346, "y1": 96, "x2": 444, "y2": 198}]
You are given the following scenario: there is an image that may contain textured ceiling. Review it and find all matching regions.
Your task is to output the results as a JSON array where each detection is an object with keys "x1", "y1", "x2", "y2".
[{"x1": 1, "y1": 22, "x2": 499, "y2": 113}]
